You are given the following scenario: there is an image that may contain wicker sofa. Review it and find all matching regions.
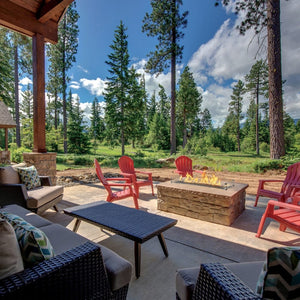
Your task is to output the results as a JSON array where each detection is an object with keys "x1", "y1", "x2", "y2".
[
  {"x1": 0, "y1": 166, "x2": 63, "y2": 214},
  {"x1": 0, "y1": 204, "x2": 132, "y2": 299}
]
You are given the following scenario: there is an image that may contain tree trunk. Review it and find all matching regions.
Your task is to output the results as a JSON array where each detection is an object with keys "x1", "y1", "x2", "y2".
[
  {"x1": 256, "y1": 80, "x2": 260, "y2": 156},
  {"x1": 237, "y1": 120, "x2": 240, "y2": 152},
  {"x1": 182, "y1": 113, "x2": 187, "y2": 148},
  {"x1": 121, "y1": 100, "x2": 125, "y2": 156},
  {"x1": 54, "y1": 90, "x2": 58, "y2": 129},
  {"x1": 267, "y1": 0, "x2": 285, "y2": 159},
  {"x1": 14, "y1": 45, "x2": 21, "y2": 147},
  {"x1": 170, "y1": 5, "x2": 177, "y2": 155},
  {"x1": 62, "y1": 19, "x2": 67, "y2": 154}
]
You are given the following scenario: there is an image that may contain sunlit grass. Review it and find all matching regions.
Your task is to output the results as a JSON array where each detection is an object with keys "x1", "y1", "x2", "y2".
[{"x1": 56, "y1": 145, "x2": 276, "y2": 173}]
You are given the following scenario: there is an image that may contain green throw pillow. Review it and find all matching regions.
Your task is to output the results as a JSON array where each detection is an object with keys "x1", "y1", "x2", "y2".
[
  {"x1": 0, "y1": 212, "x2": 54, "y2": 267},
  {"x1": 17, "y1": 165, "x2": 41, "y2": 190},
  {"x1": 256, "y1": 247, "x2": 300, "y2": 299}
]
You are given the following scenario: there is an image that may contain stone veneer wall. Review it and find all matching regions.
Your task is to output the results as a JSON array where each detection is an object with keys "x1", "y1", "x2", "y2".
[
  {"x1": 23, "y1": 152, "x2": 57, "y2": 185},
  {"x1": 157, "y1": 182, "x2": 248, "y2": 226}
]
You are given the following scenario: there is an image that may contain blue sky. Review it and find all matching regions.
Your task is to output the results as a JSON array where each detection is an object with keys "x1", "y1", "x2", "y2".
[{"x1": 20, "y1": 0, "x2": 300, "y2": 127}]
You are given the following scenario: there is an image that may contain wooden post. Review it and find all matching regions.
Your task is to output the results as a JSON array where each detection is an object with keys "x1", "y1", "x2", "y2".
[
  {"x1": 32, "y1": 33, "x2": 47, "y2": 153},
  {"x1": 5, "y1": 128, "x2": 8, "y2": 151}
]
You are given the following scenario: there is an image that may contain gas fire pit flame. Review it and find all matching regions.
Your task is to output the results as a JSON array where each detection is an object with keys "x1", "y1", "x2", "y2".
[{"x1": 180, "y1": 172, "x2": 221, "y2": 186}]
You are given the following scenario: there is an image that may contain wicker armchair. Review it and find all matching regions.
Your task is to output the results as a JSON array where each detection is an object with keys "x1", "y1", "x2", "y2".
[
  {"x1": 176, "y1": 262, "x2": 263, "y2": 300},
  {"x1": 0, "y1": 166, "x2": 63, "y2": 214},
  {"x1": 0, "y1": 242, "x2": 129, "y2": 300}
]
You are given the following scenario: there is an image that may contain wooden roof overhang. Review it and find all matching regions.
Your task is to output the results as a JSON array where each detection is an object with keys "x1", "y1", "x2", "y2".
[{"x1": 0, "y1": 0, "x2": 74, "y2": 152}]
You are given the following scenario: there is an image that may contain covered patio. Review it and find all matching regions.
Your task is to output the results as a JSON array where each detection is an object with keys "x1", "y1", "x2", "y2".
[{"x1": 43, "y1": 182, "x2": 299, "y2": 299}]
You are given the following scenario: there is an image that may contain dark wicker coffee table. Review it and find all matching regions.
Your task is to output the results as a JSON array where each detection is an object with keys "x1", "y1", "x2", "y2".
[{"x1": 63, "y1": 201, "x2": 177, "y2": 278}]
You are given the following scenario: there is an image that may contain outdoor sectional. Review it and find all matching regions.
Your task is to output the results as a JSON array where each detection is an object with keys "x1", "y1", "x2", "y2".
[{"x1": 0, "y1": 204, "x2": 132, "y2": 299}]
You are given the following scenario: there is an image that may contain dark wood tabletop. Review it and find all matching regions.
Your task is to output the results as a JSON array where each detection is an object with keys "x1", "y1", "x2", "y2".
[
  {"x1": 64, "y1": 201, "x2": 177, "y2": 243},
  {"x1": 64, "y1": 201, "x2": 177, "y2": 278}
]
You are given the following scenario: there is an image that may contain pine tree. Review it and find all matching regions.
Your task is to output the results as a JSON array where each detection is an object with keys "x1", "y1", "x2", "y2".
[
  {"x1": 158, "y1": 85, "x2": 170, "y2": 121},
  {"x1": 67, "y1": 96, "x2": 90, "y2": 154},
  {"x1": 243, "y1": 99, "x2": 257, "y2": 151},
  {"x1": 20, "y1": 84, "x2": 33, "y2": 149},
  {"x1": 127, "y1": 67, "x2": 146, "y2": 148},
  {"x1": 104, "y1": 21, "x2": 136, "y2": 155},
  {"x1": 146, "y1": 113, "x2": 170, "y2": 150},
  {"x1": 283, "y1": 111, "x2": 296, "y2": 151},
  {"x1": 245, "y1": 60, "x2": 269, "y2": 155},
  {"x1": 90, "y1": 97, "x2": 105, "y2": 151},
  {"x1": 221, "y1": 112, "x2": 238, "y2": 152},
  {"x1": 8, "y1": 32, "x2": 32, "y2": 147},
  {"x1": 215, "y1": 0, "x2": 285, "y2": 159},
  {"x1": 47, "y1": 3, "x2": 79, "y2": 153},
  {"x1": 142, "y1": 0, "x2": 188, "y2": 154},
  {"x1": 147, "y1": 92, "x2": 157, "y2": 128},
  {"x1": 199, "y1": 108, "x2": 213, "y2": 134},
  {"x1": 177, "y1": 66, "x2": 202, "y2": 148},
  {"x1": 229, "y1": 80, "x2": 245, "y2": 152},
  {"x1": 46, "y1": 43, "x2": 62, "y2": 129},
  {"x1": 0, "y1": 28, "x2": 14, "y2": 107}
]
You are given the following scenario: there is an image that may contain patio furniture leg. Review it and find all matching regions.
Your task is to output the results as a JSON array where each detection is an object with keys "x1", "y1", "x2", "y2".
[
  {"x1": 73, "y1": 219, "x2": 81, "y2": 232},
  {"x1": 158, "y1": 233, "x2": 169, "y2": 257},
  {"x1": 134, "y1": 242, "x2": 141, "y2": 278}
]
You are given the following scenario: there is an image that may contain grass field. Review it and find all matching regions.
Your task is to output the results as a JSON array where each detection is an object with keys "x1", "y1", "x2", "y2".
[{"x1": 55, "y1": 145, "x2": 290, "y2": 173}]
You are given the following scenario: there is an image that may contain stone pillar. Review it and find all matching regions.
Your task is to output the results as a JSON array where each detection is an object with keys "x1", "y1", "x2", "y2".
[{"x1": 23, "y1": 152, "x2": 57, "y2": 185}]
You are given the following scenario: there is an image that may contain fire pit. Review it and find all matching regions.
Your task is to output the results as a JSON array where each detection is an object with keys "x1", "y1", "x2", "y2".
[{"x1": 157, "y1": 175, "x2": 248, "y2": 226}]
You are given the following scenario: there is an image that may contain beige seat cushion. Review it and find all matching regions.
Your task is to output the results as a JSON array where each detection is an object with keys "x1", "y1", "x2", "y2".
[
  {"x1": 0, "y1": 219, "x2": 24, "y2": 280},
  {"x1": 0, "y1": 166, "x2": 21, "y2": 184},
  {"x1": 27, "y1": 186, "x2": 64, "y2": 208}
]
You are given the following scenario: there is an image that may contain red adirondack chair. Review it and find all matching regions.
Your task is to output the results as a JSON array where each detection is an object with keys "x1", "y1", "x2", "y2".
[
  {"x1": 256, "y1": 195, "x2": 300, "y2": 238},
  {"x1": 118, "y1": 156, "x2": 154, "y2": 199},
  {"x1": 94, "y1": 159, "x2": 139, "y2": 209},
  {"x1": 254, "y1": 162, "x2": 300, "y2": 207},
  {"x1": 174, "y1": 156, "x2": 203, "y2": 177}
]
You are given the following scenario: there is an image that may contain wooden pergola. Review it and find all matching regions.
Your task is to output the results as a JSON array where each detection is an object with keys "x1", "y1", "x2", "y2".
[{"x1": 0, "y1": 0, "x2": 74, "y2": 153}]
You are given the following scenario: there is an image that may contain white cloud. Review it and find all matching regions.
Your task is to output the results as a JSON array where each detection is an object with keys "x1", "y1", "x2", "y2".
[
  {"x1": 19, "y1": 77, "x2": 32, "y2": 86},
  {"x1": 133, "y1": 59, "x2": 184, "y2": 97},
  {"x1": 201, "y1": 84, "x2": 232, "y2": 128},
  {"x1": 78, "y1": 65, "x2": 89, "y2": 74},
  {"x1": 188, "y1": 0, "x2": 300, "y2": 126},
  {"x1": 70, "y1": 81, "x2": 80, "y2": 90},
  {"x1": 188, "y1": 18, "x2": 260, "y2": 85},
  {"x1": 80, "y1": 77, "x2": 107, "y2": 96}
]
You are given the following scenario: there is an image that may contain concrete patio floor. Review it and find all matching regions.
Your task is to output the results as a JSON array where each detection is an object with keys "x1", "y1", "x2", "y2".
[{"x1": 42, "y1": 182, "x2": 300, "y2": 300}]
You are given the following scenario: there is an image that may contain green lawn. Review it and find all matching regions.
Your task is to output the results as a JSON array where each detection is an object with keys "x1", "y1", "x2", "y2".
[{"x1": 55, "y1": 145, "x2": 287, "y2": 173}]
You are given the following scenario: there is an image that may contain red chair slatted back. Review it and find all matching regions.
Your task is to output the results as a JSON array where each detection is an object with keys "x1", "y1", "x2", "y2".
[
  {"x1": 175, "y1": 156, "x2": 193, "y2": 177},
  {"x1": 94, "y1": 159, "x2": 113, "y2": 197},
  {"x1": 282, "y1": 162, "x2": 300, "y2": 195},
  {"x1": 118, "y1": 156, "x2": 136, "y2": 178}
]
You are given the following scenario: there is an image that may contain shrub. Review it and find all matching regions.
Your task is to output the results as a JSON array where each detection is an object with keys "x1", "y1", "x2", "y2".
[
  {"x1": 253, "y1": 160, "x2": 283, "y2": 173},
  {"x1": 260, "y1": 142, "x2": 270, "y2": 153},
  {"x1": 9, "y1": 144, "x2": 31, "y2": 163},
  {"x1": 183, "y1": 135, "x2": 208, "y2": 156},
  {"x1": 74, "y1": 156, "x2": 93, "y2": 166},
  {"x1": 241, "y1": 137, "x2": 255, "y2": 153}
]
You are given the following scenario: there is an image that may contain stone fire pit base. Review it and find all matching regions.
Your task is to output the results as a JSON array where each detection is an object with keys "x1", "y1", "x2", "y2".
[{"x1": 157, "y1": 181, "x2": 248, "y2": 226}]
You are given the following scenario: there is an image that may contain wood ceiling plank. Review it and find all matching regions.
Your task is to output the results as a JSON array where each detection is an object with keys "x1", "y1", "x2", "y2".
[
  {"x1": 0, "y1": 0, "x2": 58, "y2": 43},
  {"x1": 37, "y1": 0, "x2": 73, "y2": 23},
  {"x1": 9, "y1": 0, "x2": 40, "y2": 13}
]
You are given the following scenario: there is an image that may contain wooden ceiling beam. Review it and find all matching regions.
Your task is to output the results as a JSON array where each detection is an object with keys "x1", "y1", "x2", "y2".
[
  {"x1": 37, "y1": 0, "x2": 73, "y2": 23},
  {"x1": 0, "y1": 0, "x2": 58, "y2": 43}
]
